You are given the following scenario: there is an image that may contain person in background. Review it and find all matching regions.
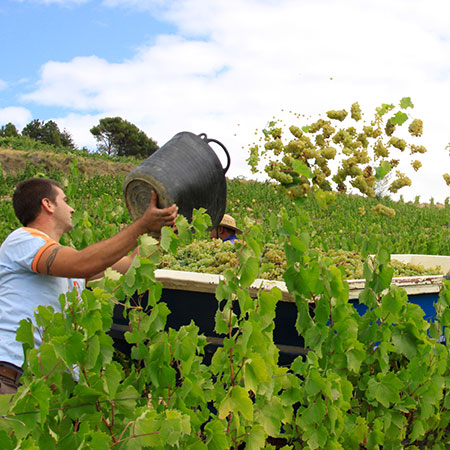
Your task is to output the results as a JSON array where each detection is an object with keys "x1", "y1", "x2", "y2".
[
  {"x1": 209, "y1": 214, "x2": 242, "y2": 243},
  {"x1": 0, "y1": 178, "x2": 178, "y2": 394}
]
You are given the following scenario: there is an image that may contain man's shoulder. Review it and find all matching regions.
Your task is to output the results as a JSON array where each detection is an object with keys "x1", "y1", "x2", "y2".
[
  {"x1": 1, "y1": 227, "x2": 57, "y2": 258},
  {"x1": 4, "y1": 227, "x2": 54, "y2": 244},
  {"x1": 0, "y1": 227, "x2": 59, "y2": 273}
]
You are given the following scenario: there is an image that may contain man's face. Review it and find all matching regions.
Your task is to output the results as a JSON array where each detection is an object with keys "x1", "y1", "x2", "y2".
[{"x1": 52, "y1": 186, "x2": 75, "y2": 233}]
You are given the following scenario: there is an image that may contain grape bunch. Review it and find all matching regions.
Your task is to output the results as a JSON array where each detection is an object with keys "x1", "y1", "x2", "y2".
[
  {"x1": 159, "y1": 239, "x2": 444, "y2": 281},
  {"x1": 247, "y1": 98, "x2": 428, "y2": 199}
]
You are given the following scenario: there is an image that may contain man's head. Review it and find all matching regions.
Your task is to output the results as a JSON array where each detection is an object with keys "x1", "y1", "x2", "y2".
[
  {"x1": 13, "y1": 178, "x2": 63, "y2": 226},
  {"x1": 210, "y1": 214, "x2": 242, "y2": 241}
]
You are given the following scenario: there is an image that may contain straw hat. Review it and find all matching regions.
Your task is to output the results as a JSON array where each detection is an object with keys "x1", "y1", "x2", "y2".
[{"x1": 219, "y1": 214, "x2": 243, "y2": 234}]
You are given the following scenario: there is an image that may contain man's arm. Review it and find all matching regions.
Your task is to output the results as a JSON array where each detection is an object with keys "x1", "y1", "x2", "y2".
[
  {"x1": 36, "y1": 192, "x2": 177, "y2": 280},
  {"x1": 88, "y1": 247, "x2": 140, "y2": 281}
]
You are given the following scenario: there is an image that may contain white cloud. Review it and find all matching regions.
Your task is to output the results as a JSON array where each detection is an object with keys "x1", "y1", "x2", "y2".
[
  {"x1": 0, "y1": 107, "x2": 32, "y2": 130},
  {"x1": 52, "y1": 113, "x2": 102, "y2": 149},
  {"x1": 19, "y1": 0, "x2": 450, "y2": 201}
]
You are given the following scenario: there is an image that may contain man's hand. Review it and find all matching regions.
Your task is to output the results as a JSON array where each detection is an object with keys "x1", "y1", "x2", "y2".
[{"x1": 139, "y1": 191, "x2": 178, "y2": 233}]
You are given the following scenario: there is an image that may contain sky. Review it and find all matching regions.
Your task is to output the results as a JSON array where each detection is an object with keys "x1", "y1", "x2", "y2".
[{"x1": 1, "y1": 0, "x2": 450, "y2": 203}]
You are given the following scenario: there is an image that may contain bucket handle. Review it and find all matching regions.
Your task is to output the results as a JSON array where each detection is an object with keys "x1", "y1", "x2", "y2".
[{"x1": 199, "y1": 133, "x2": 231, "y2": 174}]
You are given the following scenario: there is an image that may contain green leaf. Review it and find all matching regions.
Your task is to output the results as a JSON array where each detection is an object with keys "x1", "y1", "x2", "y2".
[
  {"x1": 246, "y1": 424, "x2": 266, "y2": 450},
  {"x1": 305, "y1": 370, "x2": 329, "y2": 398},
  {"x1": 243, "y1": 354, "x2": 271, "y2": 393},
  {"x1": 375, "y1": 160, "x2": 391, "y2": 180},
  {"x1": 159, "y1": 410, "x2": 191, "y2": 446},
  {"x1": 53, "y1": 331, "x2": 85, "y2": 366},
  {"x1": 192, "y1": 208, "x2": 212, "y2": 235},
  {"x1": 400, "y1": 97, "x2": 414, "y2": 109},
  {"x1": 16, "y1": 319, "x2": 34, "y2": 348},
  {"x1": 374, "y1": 265, "x2": 394, "y2": 292},
  {"x1": 218, "y1": 386, "x2": 253, "y2": 421},
  {"x1": 314, "y1": 189, "x2": 335, "y2": 209},
  {"x1": 376, "y1": 103, "x2": 394, "y2": 116},
  {"x1": 392, "y1": 329, "x2": 417, "y2": 359},
  {"x1": 303, "y1": 424, "x2": 328, "y2": 449},
  {"x1": 123, "y1": 267, "x2": 136, "y2": 289},
  {"x1": 255, "y1": 397, "x2": 284, "y2": 436},
  {"x1": 239, "y1": 256, "x2": 259, "y2": 288},
  {"x1": 390, "y1": 111, "x2": 408, "y2": 126},
  {"x1": 103, "y1": 362, "x2": 123, "y2": 398},
  {"x1": 367, "y1": 373, "x2": 403, "y2": 408},
  {"x1": 87, "y1": 431, "x2": 111, "y2": 449},
  {"x1": 328, "y1": 265, "x2": 348, "y2": 300},
  {"x1": 29, "y1": 379, "x2": 51, "y2": 423},
  {"x1": 139, "y1": 233, "x2": 159, "y2": 258},
  {"x1": 215, "y1": 280, "x2": 233, "y2": 302},
  {"x1": 0, "y1": 431, "x2": 15, "y2": 450},
  {"x1": 292, "y1": 160, "x2": 313, "y2": 178},
  {"x1": 346, "y1": 343, "x2": 366, "y2": 373},
  {"x1": 214, "y1": 308, "x2": 229, "y2": 335},
  {"x1": 381, "y1": 287, "x2": 405, "y2": 317},
  {"x1": 290, "y1": 232, "x2": 310, "y2": 253},
  {"x1": 36, "y1": 343, "x2": 60, "y2": 377},
  {"x1": 204, "y1": 419, "x2": 230, "y2": 450},
  {"x1": 409, "y1": 418, "x2": 425, "y2": 441},
  {"x1": 175, "y1": 215, "x2": 193, "y2": 244},
  {"x1": 134, "y1": 409, "x2": 162, "y2": 447},
  {"x1": 376, "y1": 246, "x2": 390, "y2": 265},
  {"x1": 237, "y1": 288, "x2": 253, "y2": 314},
  {"x1": 160, "y1": 226, "x2": 178, "y2": 253}
]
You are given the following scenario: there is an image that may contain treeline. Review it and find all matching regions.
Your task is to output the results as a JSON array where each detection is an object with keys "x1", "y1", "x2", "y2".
[{"x1": 0, "y1": 116, "x2": 159, "y2": 158}]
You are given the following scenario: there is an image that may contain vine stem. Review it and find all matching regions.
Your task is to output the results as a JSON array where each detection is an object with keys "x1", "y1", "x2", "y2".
[
  {"x1": 110, "y1": 431, "x2": 160, "y2": 448},
  {"x1": 228, "y1": 296, "x2": 235, "y2": 385}
]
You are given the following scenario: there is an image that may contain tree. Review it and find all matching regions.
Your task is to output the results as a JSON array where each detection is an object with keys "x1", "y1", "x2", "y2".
[
  {"x1": 90, "y1": 117, "x2": 159, "y2": 158},
  {"x1": 0, "y1": 122, "x2": 20, "y2": 137},
  {"x1": 21, "y1": 119, "x2": 75, "y2": 149}
]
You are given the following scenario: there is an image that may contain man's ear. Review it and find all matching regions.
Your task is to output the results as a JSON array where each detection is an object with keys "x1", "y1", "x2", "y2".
[{"x1": 41, "y1": 197, "x2": 54, "y2": 213}]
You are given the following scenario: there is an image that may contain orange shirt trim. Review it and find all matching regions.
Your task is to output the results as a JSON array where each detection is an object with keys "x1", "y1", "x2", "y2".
[{"x1": 22, "y1": 227, "x2": 59, "y2": 273}]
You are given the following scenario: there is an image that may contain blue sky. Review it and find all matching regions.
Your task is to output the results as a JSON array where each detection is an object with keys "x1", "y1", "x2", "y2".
[
  {"x1": 2, "y1": 0, "x2": 450, "y2": 202},
  {"x1": 1, "y1": 1, "x2": 174, "y2": 116}
]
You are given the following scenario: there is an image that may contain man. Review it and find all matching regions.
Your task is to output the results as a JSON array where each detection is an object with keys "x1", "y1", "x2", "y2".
[
  {"x1": 209, "y1": 214, "x2": 242, "y2": 243},
  {"x1": 0, "y1": 178, "x2": 178, "y2": 394}
]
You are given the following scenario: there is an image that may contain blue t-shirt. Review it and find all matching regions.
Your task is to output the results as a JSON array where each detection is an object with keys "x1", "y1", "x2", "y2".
[
  {"x1": 223, "y1": 234, "x2": 239, "y2": 244},
  {"x1": 0, "y1": 227, "x2": 85, "y2": 367}
]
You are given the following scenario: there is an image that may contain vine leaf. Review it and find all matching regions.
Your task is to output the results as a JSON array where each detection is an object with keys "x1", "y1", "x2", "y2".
[{"x1": 218, "y1": 386, "x2": 253, "y2": 421}]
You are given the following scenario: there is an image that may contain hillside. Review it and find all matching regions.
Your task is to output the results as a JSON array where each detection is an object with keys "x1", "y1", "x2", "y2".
[{"x1": 0, "y1": 148, "x2": 136, "y2": 178}]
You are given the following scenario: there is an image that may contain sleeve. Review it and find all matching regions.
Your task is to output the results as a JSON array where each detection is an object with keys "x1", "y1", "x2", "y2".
[{"x1": 5, "y1": 228, "x2": 58, "y2": 273}]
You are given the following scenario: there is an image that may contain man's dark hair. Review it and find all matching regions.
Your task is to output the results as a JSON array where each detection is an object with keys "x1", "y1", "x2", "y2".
[{"x1": 13, "y1": 178, "x2": 62, "y2": 226}]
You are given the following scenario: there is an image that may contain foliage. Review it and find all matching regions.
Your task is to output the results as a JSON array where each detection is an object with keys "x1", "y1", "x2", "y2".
[
  {"x1": 247, "y1": 98, "x2": 426, "y2": 198},
  {"x1": 0, "y1": 122, "x2": 19, "y2": 137},
  {"x1": 1, "y1": 205, "x2": 450, "y2": 448},
  {"x1": 22, "y1": 119, "x2": 75, "y2": 149},
  {"x1": 90, "y1": 117, "x2": 159, "y2": 158}
]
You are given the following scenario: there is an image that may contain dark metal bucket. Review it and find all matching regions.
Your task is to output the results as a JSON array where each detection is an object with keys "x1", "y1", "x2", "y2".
[{"x1": 123, "y1": 131, "x2": 230, "y2": 228}]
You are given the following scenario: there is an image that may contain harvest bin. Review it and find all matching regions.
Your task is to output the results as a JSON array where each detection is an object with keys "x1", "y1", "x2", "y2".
[{"x1": 110, "y1": 254, "x2": 450, "y2": 365}]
